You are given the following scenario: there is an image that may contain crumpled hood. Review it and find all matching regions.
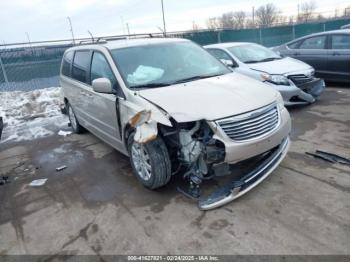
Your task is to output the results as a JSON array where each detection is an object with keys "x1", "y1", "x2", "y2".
[
  {"x1": 138, "y1": 73, "x2": 278, "y2": 122},
  {"x1": 248, "y1": 57, "x2": 312, "y2": 75}
]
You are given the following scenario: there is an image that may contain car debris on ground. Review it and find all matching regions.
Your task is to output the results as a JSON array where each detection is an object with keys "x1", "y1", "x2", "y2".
[
  {"x1": 0, "y1": 176, "x2": 10, "y2": 186},
  {"x1": 306, "y1": 150, "x2": 350, "y2": 165},
  {"x1": 56, "y1": 165, "x2": 67, "y2": 172},
  {"x1": 29, "y1": 179, "x2": 48, "y2": 187},
  {"x1": 58, "y1": 130, "x2": 72, "y2": 137}
]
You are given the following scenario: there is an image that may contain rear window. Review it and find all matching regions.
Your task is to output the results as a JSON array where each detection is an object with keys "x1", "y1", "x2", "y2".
[
  {"x1": 61, "y1": 51, "x2": 74, "y2": 77},
  {"x1": 332, "y1": 35, "x2": 350, "y2": 49},
  {"x1": 72, "y1": 51, "x2": 90, "y2": 83}
]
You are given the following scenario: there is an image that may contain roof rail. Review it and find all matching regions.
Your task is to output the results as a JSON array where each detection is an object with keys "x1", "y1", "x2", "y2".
[
  {"x1": 79, "y1": 38, "x2": 109, "y2": 45},
  {"x1": 78, "y1": 33, "x2": 163, "y2": 45}
]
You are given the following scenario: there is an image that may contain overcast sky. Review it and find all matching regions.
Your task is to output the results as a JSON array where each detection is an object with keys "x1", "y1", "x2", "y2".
[{"x1": 0, "y1": 0, "x2": 349, "y2": 44}]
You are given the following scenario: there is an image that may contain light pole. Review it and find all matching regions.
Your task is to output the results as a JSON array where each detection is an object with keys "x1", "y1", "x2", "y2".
[
  {"x1": 88, "y1": 30, "x2": 94, "y2": 42},
  {"x1": 126, "y1": 23, "x2": 131, "y2": 35},
  {"x1": 25, "y1": 32, "x2": 34, "y2": 53},
  {"x1": 25, "y1": 32, "x2": 32, "y2": 46},
  {"x1": 252, "y1": 6, "x2": 255, "y2": 27},
  {"x1": 161, "y1": 0, "x2": 166, "y2": 36},
  {"x1": 67, "y1": 17, "x2": 76, "y2": 45}
]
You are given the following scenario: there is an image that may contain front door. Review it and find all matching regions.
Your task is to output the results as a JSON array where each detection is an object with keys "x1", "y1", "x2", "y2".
[
  {"x1": 84, "y1": 51, "x2": 124, "y2": 149},
  {"x1": 296, "y1": 35, "x2": 328, "y2": 78}
]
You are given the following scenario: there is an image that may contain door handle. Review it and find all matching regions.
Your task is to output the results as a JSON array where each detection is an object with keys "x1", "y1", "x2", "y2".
[
  {"x1": 293, "y1": 52, "x2": 300, "y2": 56},
  {"x1": 332, "y1": 52, "x2": 340, "y2": 56}
]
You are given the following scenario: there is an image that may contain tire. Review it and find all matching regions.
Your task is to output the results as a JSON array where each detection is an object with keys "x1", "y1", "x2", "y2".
[
  {"x1": 127, "y1": 132, "x2": 171, "y2": 189},
  {"x1": 67, "y1": 102, "x2": 84, "y2": 134}
]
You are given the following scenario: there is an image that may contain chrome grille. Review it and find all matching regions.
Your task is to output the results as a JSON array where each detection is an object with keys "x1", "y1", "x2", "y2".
[
  {"x1": 288, "y1": 74, "x2": 314, "y2": 85},
  {"x1": 217, "y1": 103, "x2": 279, "y2": 142}
]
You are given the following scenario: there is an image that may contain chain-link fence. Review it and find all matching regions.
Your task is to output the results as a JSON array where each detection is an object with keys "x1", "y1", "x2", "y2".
[
  {"x1": 178, "y1": 18, "x2": 350, "y2": 45},
  {"x1": 0, "y1": 44, "x2": 71, "y2": 91},
  {"x1": 1, "y1": 18, "x2": 349, "y2": 92}
]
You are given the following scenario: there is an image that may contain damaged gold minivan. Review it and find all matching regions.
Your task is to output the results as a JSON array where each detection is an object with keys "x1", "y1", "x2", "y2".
[{"x1": 60, "y1": 37, "x2": 291, "y2": 210}]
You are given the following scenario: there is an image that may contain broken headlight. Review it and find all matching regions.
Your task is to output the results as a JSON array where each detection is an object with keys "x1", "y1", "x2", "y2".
[{"x1": 261, "y1": 73, "x2": 290, "y2": 86}]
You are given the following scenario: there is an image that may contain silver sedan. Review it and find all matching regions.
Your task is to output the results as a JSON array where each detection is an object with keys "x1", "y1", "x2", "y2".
[{"x1": 205, "y1": 42, "x2": 325, "y2": 106}]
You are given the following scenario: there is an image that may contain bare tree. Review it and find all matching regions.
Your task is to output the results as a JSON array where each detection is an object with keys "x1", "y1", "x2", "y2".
[
  {"x1": 220, "y1": 12, "x2": 235, "y2": 28},
  {"x1": 299, "y1": 1, "x2": 317, "y2": 22},
  {"x1": 288, "y1": 16, "x2": 295, "y2": 25},
  {"x1": 245, "y1": 18, "x2": 256, "y2": 28},
  {"x1": 255, "y1": 3, "x2": 280, "y2": 27},
  {"x1": 192, "y1": 21, "x2": 200, "y2": 31},
  {"x1": 232, "y1": 11, "x2": 246, "y2": 29},
  {"x1": 206, "y1": 17, "x2": 220, "y2": 29},
  {"x1": 316, "y1": 14, "x2": 325, "y2": 21},
  {"x1": 344, "y1": 6, "x2": 350, "y2": 17}
]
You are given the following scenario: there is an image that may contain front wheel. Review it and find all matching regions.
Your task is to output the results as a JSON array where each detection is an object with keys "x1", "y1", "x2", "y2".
[
  {"x1": 127, "y1": 133, "x2": 171, "y2": 189},
  {"x1": 67, "y1": 102, "x2": 84, "y2": 134}
]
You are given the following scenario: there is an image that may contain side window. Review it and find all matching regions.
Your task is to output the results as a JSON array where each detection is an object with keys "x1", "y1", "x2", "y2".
[
  {"x1": 332, "y1": 35, "x2": 350, "y2": 49},
  {"x1": 208, "y1": 49, "x2": 231, "y2": 60},
  {"x1": 299, "y1": 36, "x2": 326, "y2": 49},
  {"x1": 61, "y1": 51, "x2": 74, "y2": 77},
  {"x1": 90, "y1": 52, "x2": 118, "y2": 90},
  {"x1": 287, "y1": 41, "x2": 301, "y2": 49},
  {"x1": 72, "y1": 51, "x2": 90, "y2": 83},
  {"x1": 207, "y1": 49, "x2": 237, "y2": 66}
]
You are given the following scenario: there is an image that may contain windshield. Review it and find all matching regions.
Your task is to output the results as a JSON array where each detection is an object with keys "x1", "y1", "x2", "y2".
[
  {"x1": 227, "y1": 44, "x2": 281, "y2": 64},
  {"x1": 111, "y1": 41, "x2": 230, "y2": 89}
]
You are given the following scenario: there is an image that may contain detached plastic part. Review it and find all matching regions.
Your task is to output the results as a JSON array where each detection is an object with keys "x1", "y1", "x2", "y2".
[
  {"x1": 56, "y1": 165, "x2": 67, "y2": 172},
  {"x1": 306, "y1": 150, "x2": 350, "y2": 165},
  {"x1": 29, "y1": 179, "x2": 48, "y2": 187},
  {"x1": 198, "y1": 137, "x2": 290, "y2": 210}
]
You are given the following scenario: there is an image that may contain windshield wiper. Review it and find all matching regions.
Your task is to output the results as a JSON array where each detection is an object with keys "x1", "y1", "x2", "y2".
[
  {"x1": 170, "y1": 73, "x2": 225, "y2": 85},
  {"x1": 245, "y1": 57, "x2": 281, "y2": 64},
  {"x1": 244, "y1": 60, "x2": 261, "y2": 64},
  {"x1": 130, "y1": 82, "x2": 172, "y2": 89},
  {"x1": 258, "y1": 57, "x2": 281, "y2": 62}
]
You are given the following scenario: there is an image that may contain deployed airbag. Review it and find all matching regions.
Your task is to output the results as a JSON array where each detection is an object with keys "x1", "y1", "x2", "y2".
[{"x1": 127, "y1": 65, "x2": 164, "y2": 85}]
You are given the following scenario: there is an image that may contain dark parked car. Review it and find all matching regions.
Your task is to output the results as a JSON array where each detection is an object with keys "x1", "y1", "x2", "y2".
[{"x1": 273, "y1": 29, "x2": 350, "y2": 83}]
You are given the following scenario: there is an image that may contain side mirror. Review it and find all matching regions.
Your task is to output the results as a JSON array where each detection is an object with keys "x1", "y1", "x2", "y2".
[
  {"x1": 92, "y1": 78, "x2": 113, "y2": 94},
  {"x1": 220, "y1": 59, "x2": 234, "y2": 68}
]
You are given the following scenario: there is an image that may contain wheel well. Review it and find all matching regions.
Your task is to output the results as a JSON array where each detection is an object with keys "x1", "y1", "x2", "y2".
[{"x1": 123, "y1": 123, "x2": 135, "y2": 148}]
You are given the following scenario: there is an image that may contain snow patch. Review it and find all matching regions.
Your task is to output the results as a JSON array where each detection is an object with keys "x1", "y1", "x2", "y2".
[{"x1": 0, "y1": 87, "x2": 69, "y2": 143}]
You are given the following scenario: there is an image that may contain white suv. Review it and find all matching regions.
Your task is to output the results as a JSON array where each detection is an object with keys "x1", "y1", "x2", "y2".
[{"x1": 60, "y1": 38, "x2": 291, "y2": 210}]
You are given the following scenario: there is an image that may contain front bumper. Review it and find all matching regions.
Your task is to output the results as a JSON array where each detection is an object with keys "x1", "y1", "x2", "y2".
[
  {"x1": 199, "y1": 136, "x2": 290, "y2": 210},
  {"x1": 271, "y1": 78, "x2": 325, "y2": 106},
  {"x1": 211, "y1": 107, "x2": 291, "y2": 164}
]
